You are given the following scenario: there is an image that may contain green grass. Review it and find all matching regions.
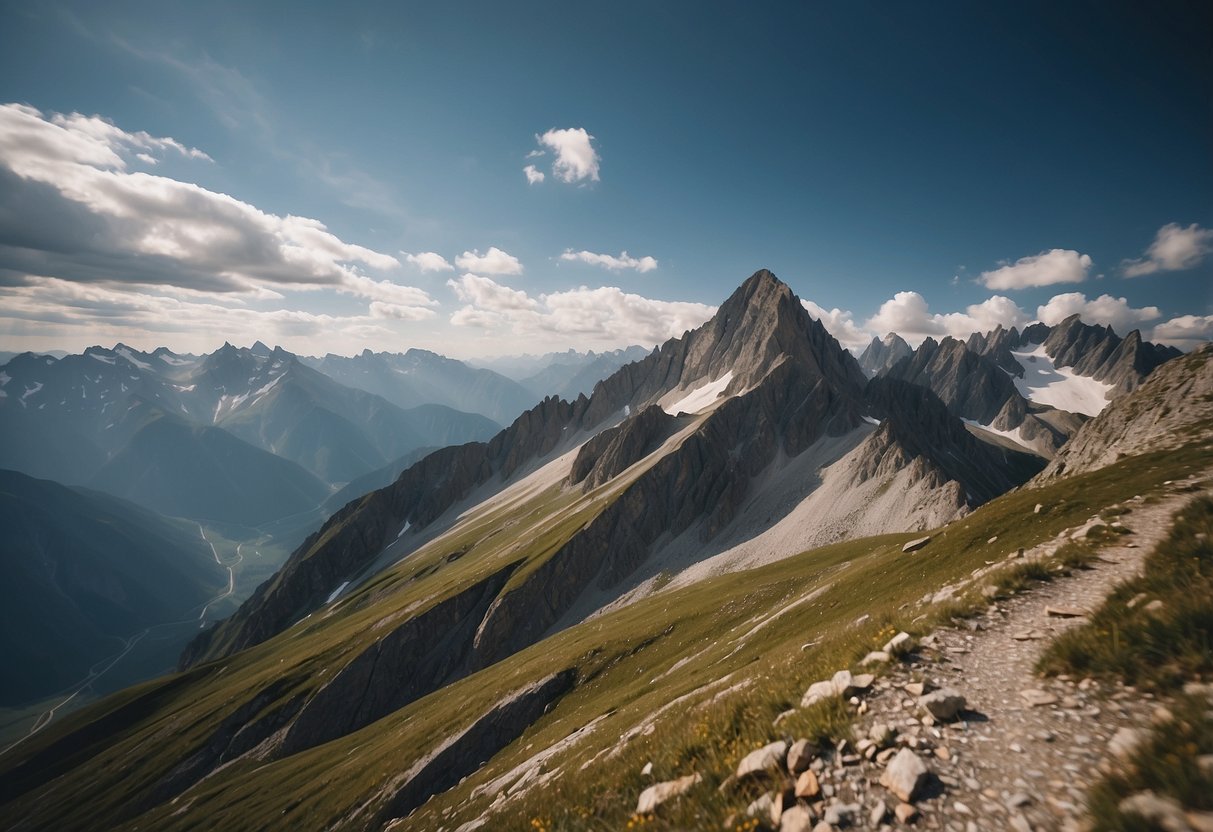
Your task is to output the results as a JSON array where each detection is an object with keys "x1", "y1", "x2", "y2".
[
  {"x1": 1, "y1": 443, "x2": 1209, "y2": 831},
  {"x1": 1037, "y1": 495, "x2": 1213, "y2": 830},
  {"x1": 1038, "y1": 496, "x2": 1213, "y2": 690}
]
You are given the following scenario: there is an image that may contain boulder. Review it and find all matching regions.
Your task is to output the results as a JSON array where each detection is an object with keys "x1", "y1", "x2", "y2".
[
  {"x1": 636, "y1": 773, "x2": 701, "y2": 813},
  {"x1": 787, "y1": 739, "x2": 816, "y2": 775},
  {"x1": 902, "y1": 536, "x2": 931, "y2": 553},
  {"x1": 801, "y1": 680, "x2": 838, "y2": 708},
  {"x1": 919, "y1": 687, "x2": 966, "y2": 720},
  {"x1": 737, "y1": 741, "x2": 789, "y2": 781},
  {"x1": 795, "y1": 769, "x2": 821, "y2": 798},
  {"x1": 1118, "y1": 791, "x2": 1193, "y2": 832},
  {"x1": 883, "y1": 631, "x2": 913, "y2": 654},
  {"x1": 779, "y1": 805, "x2": 814, "y2": 832},
  {"x1": 880, "y1": 748, "x2": 929, "y2": 802},
  {"x1": 862, "y1": 650, "x2": 891, "y2": 665}
]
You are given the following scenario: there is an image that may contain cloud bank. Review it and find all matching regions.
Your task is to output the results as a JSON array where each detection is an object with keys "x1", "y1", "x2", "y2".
[{"x1": 560, "y1": 249, "x2": 658, "y2": 272}]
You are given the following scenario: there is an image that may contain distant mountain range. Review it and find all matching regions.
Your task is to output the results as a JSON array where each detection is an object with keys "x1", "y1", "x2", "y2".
[{"x1": 470, "y1": 346, "x2": 652, "y2": 399}]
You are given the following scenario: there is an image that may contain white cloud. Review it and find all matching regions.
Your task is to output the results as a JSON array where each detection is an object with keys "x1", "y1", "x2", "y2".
[
  {"x1": 560, "y1": 249, "x2": 658, "y2": 272},
  {"x1": 523, "y1": 164, "x2": 545, "y2": 185},
  {"x1": 454, "y1": 246, "x2": 523, "y2": 276},
  {"x1": 447, "y1": 273, "x2": 538, "y2": 311},
  {"x1": 1151, "y1": 314, "x2": 1213, "y2": 351},
  {"x1": 402, "y1": 251, "x2": 454, "y2": 272},
  {"x1": 863, "y1": 291, "x2": 1030, "y2": 346},
  {"x1": 536, "y1": 127, "x2": 600, "y2": 183},
  {"x1": 800, "y1": 299, "x2": 872, "y2": 350},
  {"x1": 0, "y1": 103, "x2": 438, "y2": 320},
  {"x1": 446, "y1": 274, "x2": 715, "y2": 348},
  {"x1": 1123, "y1": 222, "x2": 1213, "y2": 277},
  {"x1": 1036, "y1": 292, "x2": 1161, "y2": 334},
  {"x1": 979, "y1": 249, "x2": 1093, "y2": 290}
]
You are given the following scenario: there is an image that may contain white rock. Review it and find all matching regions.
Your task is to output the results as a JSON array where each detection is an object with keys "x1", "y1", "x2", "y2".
[
  {"x1": 787, "y1": 739, "x2": 816, "y2": 775},
  {"x1": 640, "y1": 761, "x2": 653, "y2": 776},
  {"x1": 779, "y1": 805, "x2": 814, "y2": 832},
  {"x1": 831, "y1": 669, "x2": 854, "y2": 695},
  {"x1": 801, "y1": 679, "x2": 837, "y2": 708},
  {"x1": 636, "y1": 773, "x2": 701, "y2": 813},
  {"x1": 1118, "y1": 791, "x2": 1193, "y2": 831},
  {"x1": 880, "y1": 748, "x2": 929, "y2": 802},
  {"x1": 883, "y1": 631, "x2": 913, "y2": 654},
  {"x1": 902, "y1": 536, "x2": 931, "y2": 553},
  {"x1": 1109, "y1": 726, "x2": 1145, "y2": 761},
  {"x1": 862, "y1": 650, "x2": 891, "y2": 665},
  {"x1": 737, "y1": 741, "x2": 788, "y2": 781},
  {"x1": 919, "y1": 687, "x2": 966, "y2": 720}
]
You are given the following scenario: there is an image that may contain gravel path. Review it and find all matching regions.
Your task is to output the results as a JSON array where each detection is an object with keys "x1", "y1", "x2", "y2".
[{"x1": 799, "y1": 473, "x2": 1210, "y2": 832}]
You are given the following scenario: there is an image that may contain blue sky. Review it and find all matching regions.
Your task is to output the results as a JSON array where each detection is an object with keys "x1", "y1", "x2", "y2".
[{"x1": 0, "y1": 0, "x2": 1210, "y2": 357}]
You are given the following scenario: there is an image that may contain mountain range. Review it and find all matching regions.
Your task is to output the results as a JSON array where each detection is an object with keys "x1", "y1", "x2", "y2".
[{"x1": 0, "y1": 271, "x2": 1206, "y2": 832}]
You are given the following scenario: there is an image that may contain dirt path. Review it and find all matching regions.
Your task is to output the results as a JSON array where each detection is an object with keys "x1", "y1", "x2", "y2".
[{"x1": 833, "y1": 473, "x2": 1210, "y2": 832}]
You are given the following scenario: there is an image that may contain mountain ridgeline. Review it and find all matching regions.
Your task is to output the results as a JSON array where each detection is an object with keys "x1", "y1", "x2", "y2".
[{"x1": 2, "y1": 269, "x2": 1207, "y2": 832}]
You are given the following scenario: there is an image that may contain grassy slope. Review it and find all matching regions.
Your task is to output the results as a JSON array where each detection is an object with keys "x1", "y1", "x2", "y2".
[{"x1": 1, "y1": 442, "x2": 1209, "y2": 831}]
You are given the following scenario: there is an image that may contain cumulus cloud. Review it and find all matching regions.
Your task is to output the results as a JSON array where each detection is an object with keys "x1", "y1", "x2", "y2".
[
  {"x1": 1151, "y1": 314, "x2": 1213, "y2": 351},
  {"x1": 535, "y1": 127, "x2": 600, "y2": 183},
  {"x1": 446, "y1": 274, "x2": 715, "y2": 348},
  {"x1": 864, "y1": 291, "x2": 1031, "y2": 346},
  {"x1": 800, "y1": 299, "x2": 872, "y2": 350},
  {"x1": 1036, "y1": 292, "x2": 1161, "y2": 334},
  {"x1": 454, "y1": 246, "x2": 523, "y2": 276},
  {"x1": 0, "y1": 103, "x2": 435, "y2": 319},
  {"x1": 402, "y1": 251, "x2": 454, "y2": 272},
  {"x1": 523, "y1": 164, "x2": 545, "y2": 185},
  {"x1": 1123, "y1": 222, "x2": 1213, "y2": 277},
  {"x1": 559, "y1": 249, "x2": 658, "y2": 272},
  {"x1": 979, "y1": 249, "x2": 1093, "y2": 290}
]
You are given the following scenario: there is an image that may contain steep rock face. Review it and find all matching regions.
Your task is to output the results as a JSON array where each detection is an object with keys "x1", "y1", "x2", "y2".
[
  {"x1": 858, "y1": 333, "x2": 913, "y2": 376},
  {"x1": 863, "y1": 378, "x2": 1045, "y2": 502},
  {"x1": 371, "y1": 669, "x2": 578, "y2": 827},
  {"x1": 1035, "y1": 345, "x2": 1213, "y2": 481},
  {"x1": 568, "y1": 405, "x2": 679, "y2": 489},
  {"x1": 278, "y1": 561, "x2": 519, "y2": 756},
  {"x1": 884, "y1": 337, "x2": 1025, "y2": 426}
]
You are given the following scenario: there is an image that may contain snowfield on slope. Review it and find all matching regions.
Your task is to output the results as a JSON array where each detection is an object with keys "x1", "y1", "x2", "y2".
[
  {"x1": 1011, "y1": 345, "x2": 1112, "y2": 417},
  {"x1": 659, "y1": 371, "x2": 733, "y2": 415}
]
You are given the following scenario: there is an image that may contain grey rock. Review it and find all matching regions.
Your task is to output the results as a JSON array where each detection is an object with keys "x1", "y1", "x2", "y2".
[
  {"x1": 919, "y1": 688, "x2": 966, "y2": 720},
  {"x1": 737, "y1": 741, "x2": 789, "y2": 781},
  {"x1": 636, "y1": 773, "x2": 701, "y2": 813},
  {"x1": 902, "y1": 536, "x2": 932, "y2": 553},
  {"x1": 880, "y1": 748, "x2": 929, "y2": 802}
]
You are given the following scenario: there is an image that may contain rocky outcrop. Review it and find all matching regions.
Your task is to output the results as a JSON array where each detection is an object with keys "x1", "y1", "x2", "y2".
[
  {"x1": 884, "y1": 336, "x2": 1024, "y2": 426},
  {"x1": 1035, "y1": 345, "x2": 1213, "y2": 482},
  {"x1": 863, "y1": 378, "x2": 1045, "y2": 503},
  {"x1": 278, "y1": 561, "x2": 520, "y2": 756},
  {"x1": 859, "y1": 333, "x2": 912, "y2": 377},
  {"x1": 569, "y1": 405, "x2": 679, "y2": 489},
  {"x1": 374, "y1": 668, "x2": 577, "y2": 826}
]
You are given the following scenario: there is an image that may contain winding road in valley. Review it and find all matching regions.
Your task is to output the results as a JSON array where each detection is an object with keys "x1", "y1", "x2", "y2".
[{"x1": 1, "y1": 526, "x2": 248, "y2": 757}]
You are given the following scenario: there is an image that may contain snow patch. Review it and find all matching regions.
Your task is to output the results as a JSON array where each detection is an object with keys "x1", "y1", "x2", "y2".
[
  {"x1": 116, "y1": 347, "x2": 151, "y2": 370},
  {"x1": 396, "y1": 521, "x2": 412, "y2": 539},
  {"x1": 862, "y1": 415, "x2": 880, "y2": 425},
  {"x1": 659, "y1": 371, "x2": 734, "y2": 415},
  {"x1": 962, "y1": 418, "x2": 1033, "y2": 452},
  {"x1": 1010, "y1": 345, "x2": 1112, "y2": 417},
  {"x1": 325, "y1": 581, "x2": 350, "y2": 604},
  {"x1": 88, "y1": 353, "x2": 116, "y2": 365},
  {"x1": 0, "y1": 372, "x2": 9, "y2": 386},
  {"x1": 157, "y1": 353, "x2": 191, "y2": 366},
  {"x1": 21, "y1": 382, "x2": 43, "y2": 400}
]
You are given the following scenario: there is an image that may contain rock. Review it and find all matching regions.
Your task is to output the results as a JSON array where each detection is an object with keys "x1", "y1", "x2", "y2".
[
  {"x1": 774, "y1": 708, "x2": 797, "y2": 727},
  {"x1": 802, "y1": 679, "x2": 838, "y2": 707},
  {"x1": 795, "y1": 769, "x2": 821, "y2": 798},
  {"x1": 811, "y1": 822, "x2": 832, "y2": 832},
  {"x1": 904, "y1": 682, "x2": 926, "y2": 697},
  {"x1": 1126, "y1": 592, "x2": 1149, "y2": 609},
  {"x1": 1009, "y1": 814, "x2": 1032, "y2": 832},
  {"x1": 1108, "y1": 726, "x2": 1145, "y2": 761},
  {"x1": 1020, "y1": 689, "x2": 1058, "y2": 707},
  {"x1": 876, "y1": 747, "x2": 898, "y2": 765},
  {"x1": 880, "y1": 748, "x2": 929, "y2": 802},
  {"x1": 988, "y1": 535, "x2": 998, "y2": 544},
  {"x1": 869, "y1": 723, "x2": 896, "y2": 748},
  {"x1": 746, "y1": 792, "x2": 774, "y2": 819},
  {"x1": 884, "y1": 631, "x2": 913, "y2": 654},
  {"x1": 779, "y1": 805, "x2": 814, "y2": 832},
  {"x1": 919, "y1": 688, "x2": 966, "y2": 721},
  {"x1": 870, "y1": 799, "x2": 888, "y2": 825},
  {"x1": 1118, "y1": 791, "x2": 1193, "y2": 832},
  {"x1": 1143, "y1": 599, "x2": 1165, "y2": 613},
  {"x1": 1046, "y1": 605, "x2": 1088, "y2": 618},
  {"x1": 832, "y1": 669, "x2": 855, "y2": 695},
  {"x1": 737, "y1": 741, "x2": 789, "y2": 781},
  {"x1": 903, "y1": 536, "x2": 931, "y2": 553},
  {"x1": 895, "y1": 801, "x2": 920, "y2": 823},
  {"x1": 640, "y1": 761, "x2": 653, "y2": 776},
  {"x1": 787, "y1": 739, "x2": 816, "y2": 775},
  {"x1": 1034, "y1": 503, "x2": 1043, "y2": 514},
  {"x1": 982, "y1": 585, "x2": 1000, "y2": 599},
  {"x1": 850, "y1": 673, "x2": 875, "y2": 691},
  {"x1": 862, "y1": 650, "x2": 891, "y2": 666},
  {"x1": 824, "y1": 802, "x2": 858, "y2": 826},
  {"x1": 636, "y1": 773, "x2": 701, "y2": 813},
  {"x1": 1006, "y1": 792, "x2": 1032, "y2": 809}
]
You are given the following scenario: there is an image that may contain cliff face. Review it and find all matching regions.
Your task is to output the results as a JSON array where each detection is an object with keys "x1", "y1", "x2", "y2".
[{"x1": 858, "y1": 333, "x2": 913, "y2": 376}]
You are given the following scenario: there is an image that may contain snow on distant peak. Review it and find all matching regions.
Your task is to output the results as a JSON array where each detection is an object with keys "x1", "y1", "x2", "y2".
[
  {"x1": 659, "y1": 371, "x2": 734, "y2": 415},
  {"x1": 1010, "y1": 345, "x2": 1112, "y2": 418},
  {"x1": 116, "y1": 347, "x2": 152, "y2": 371},
  {"x1": 962, "y1": 417, "x2": 1034, "y2": 452}
]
